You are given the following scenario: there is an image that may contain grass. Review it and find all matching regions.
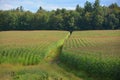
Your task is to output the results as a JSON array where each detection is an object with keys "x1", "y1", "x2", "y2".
[
  {"x1": 0, "y1": 30, "x2": 120, "y2": 80},
  {"x1": 0, "y1": 31, "x2": 81, "y2": 80},
  {"x1": 60, "y1": 30, "x2": 120, "y2": 80},
  {"x1": 0, "y1": 63, "x2": 81, "y2": 80},
  {"x1": 0, "y1": 31, "x2": 69, "y2": 65}
]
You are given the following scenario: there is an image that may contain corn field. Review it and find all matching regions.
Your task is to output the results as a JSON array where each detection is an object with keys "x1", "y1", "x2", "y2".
[
  {"x1": 0, "y1": 31, "x2": 70, "y2": 65},
  {"x1": 60, "y1": 30, "x2": 120, "y2": 80}
]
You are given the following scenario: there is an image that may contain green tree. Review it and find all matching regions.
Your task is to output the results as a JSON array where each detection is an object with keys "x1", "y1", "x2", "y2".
[
  {"x1": 84, "y1": 1, "x2": 93, "y2": 12},
  {"x1": 0, "y1": 0, "x2": 120, "y2": 31},
  {"x1": 75, "y1": 4, "x2": 83, "y2": 15},
  {"x1": 81, "y1": 1, "x2": 93, "y2": 30},
  {"x1": 82, "y1": 12, "x2": 92, "y2": 30},
  {"x1": 105, "y1": 14, "x2": 119, "y2": 29},
  {"x1": 32, "y1": 12, "x2": 49, "y2": 30},
  {"x1": 0, "y1": 11, "x2": 18, "y2": 30},
  {"x1": 109, "y1": 3, "x2": 120, "y2": 29},
  {"x1": 49, "y1": 13, "x2": 63, "y2": 30},
  {"x1": 92, "y1": 0, "x2": 104, "y2": 29}
]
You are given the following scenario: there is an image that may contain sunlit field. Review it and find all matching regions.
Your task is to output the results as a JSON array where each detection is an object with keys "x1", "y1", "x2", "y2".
[
  {"x1": 0, "y1": 31, "x2": 69, "y2": 65},
  {"x1": 0, "y1": 30, "x2": 120, "y2": 80},
  {"x1": 0, "y1": 31, "x2": 81, "y2": 80},
  {"x1": 60, "y1": 30, "x2": 120, "y2": 80}
]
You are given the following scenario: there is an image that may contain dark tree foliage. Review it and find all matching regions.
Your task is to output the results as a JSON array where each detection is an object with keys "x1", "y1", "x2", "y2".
[{"x1": 0, "y1": 0, "x2": 120, "y2": 31}]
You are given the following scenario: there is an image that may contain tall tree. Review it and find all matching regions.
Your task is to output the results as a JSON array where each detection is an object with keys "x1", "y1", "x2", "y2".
[
  {"x1": 92, "y1": 0, "x2": 104, "y2": 29},
  {"x1": 49, "y1": 14, "x2": 63, "y2": 30},
  {"x1": 76, "y1": 4, "x2": 83, "y2": 14},
  {"x1": 84, "y1": 1, "x2": 93, "y2": 12},
  {"x1": 105, "y1": 13, "x2": 119, "y2": 29}
]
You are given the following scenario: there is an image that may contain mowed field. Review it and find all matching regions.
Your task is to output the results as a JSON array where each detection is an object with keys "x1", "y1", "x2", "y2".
[{"x1": 60, "y1": 30, "x2": 120, "y2": 80}]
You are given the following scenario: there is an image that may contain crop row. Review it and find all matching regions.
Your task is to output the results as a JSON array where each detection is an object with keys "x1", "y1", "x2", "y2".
[
  {"x1": 60, "y1": 30, "x2": 120, "y2": 80},
  {"x1": 0, "y1": 31, "x2": 70, "y2": 65}
]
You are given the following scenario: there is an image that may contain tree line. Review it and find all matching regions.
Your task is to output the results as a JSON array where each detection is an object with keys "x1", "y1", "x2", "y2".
[{"x1": 0, "y1": 0, "x2": 120, "y2": 31}]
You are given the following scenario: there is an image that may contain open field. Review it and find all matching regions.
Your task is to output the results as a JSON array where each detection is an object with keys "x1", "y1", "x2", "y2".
[
  {"x1": 0, "y1": 31, "x2": 81, "y2": 80},
  {"x1": 0, "y1": 31, "x2": 69, "y2": 65},
  {"x1": 60, "y1": 30, "x2": 120, "y2": 80},
  {"x1": 0, "y1": 30, "x2": 120, "y2": 80}
]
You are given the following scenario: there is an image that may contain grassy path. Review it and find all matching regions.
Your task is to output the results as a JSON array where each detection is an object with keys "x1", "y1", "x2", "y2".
[{"x1": 0, "y1": 63, "x2": 82, "y2": 80}]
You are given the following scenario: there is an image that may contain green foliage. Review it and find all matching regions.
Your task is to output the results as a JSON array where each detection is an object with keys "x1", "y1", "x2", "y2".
[
  {"x1": 60, "y1": 30, "x2": 120, "y2": 80},
  {"x1": 0, "y1": 0, "x2": 120, "y2": 31},
  {"x1": 84, "y1": 1, "x2": 93, "y2": 12},
  {"x1": 13, "y1": 69, "x2": 49, "y2": 80},
  {"x1": 0, "y1": 31, "x2": 69, "y2": 65}
]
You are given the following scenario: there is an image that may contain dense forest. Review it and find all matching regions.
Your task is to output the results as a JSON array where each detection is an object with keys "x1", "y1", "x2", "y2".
[{"x1": 0, "y1": 0, "x2": 120, "y2": 31}]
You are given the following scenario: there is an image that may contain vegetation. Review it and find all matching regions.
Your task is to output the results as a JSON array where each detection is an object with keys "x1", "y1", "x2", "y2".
[
  {"x1": 60, "y1": 30, "x2": 120, "y2": 80},
  {"x1": 0, "y1": 0, "x2": 120, "y2": 31},
  {"x1": 0, "y1": 31, "x2": 69, "y2": 65},
  {"x1": 0, "y1": 30, "x2": 120, "y2": 80},
  {"x1": 0, "y1": 63, "x2": 81, "y2": 80},
  {"x1": 0, "y1": 31, "x2": 79, "y2": 80},
  {"x1": 0, "y1": 0, "x2": 120, "y2": 79}
]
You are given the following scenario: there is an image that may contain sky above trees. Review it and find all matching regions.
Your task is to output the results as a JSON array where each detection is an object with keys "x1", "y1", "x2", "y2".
[{"x1": 0, "y1": 0, "x2": 120, "y2": 12}]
